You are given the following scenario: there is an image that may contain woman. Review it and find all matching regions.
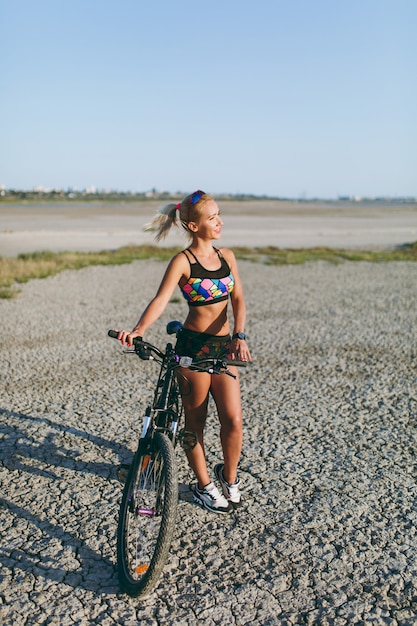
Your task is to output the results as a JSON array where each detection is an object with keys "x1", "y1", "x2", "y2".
[{"x1": 116, "y1": 190, "x2": 251, "y2": 514}]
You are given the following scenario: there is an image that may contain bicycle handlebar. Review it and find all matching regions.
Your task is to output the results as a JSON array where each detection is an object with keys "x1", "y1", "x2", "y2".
[
  {"x1": 108, "y1": 329, "x2": 164, "y2": 360},
  {"x1": 183, "y1": 357, "x2": 248, "y2": 369},
  {"x1": 107, "y1": 329, "x2": 249, "y2": 371}
]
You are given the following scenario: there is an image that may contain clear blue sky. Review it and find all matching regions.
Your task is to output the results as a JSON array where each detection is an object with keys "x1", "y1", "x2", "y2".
[{"x1": 1, "y1": 0, "x2": 416, "y2": 198}]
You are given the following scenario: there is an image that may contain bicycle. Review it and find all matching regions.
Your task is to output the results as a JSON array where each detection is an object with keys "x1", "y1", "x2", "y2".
[{"x1": 108, "y1": 321, "x2": 248, "y2": 598}]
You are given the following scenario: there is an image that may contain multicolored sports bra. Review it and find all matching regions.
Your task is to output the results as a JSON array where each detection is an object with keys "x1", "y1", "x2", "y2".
[{"x1": 180, "y1": 247, "x2": 235, "y2": 307}]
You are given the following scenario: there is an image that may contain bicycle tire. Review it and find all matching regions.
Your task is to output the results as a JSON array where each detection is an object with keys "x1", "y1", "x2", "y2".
[{"x1": 117, "y1": 431, "x2": 178, "y2": 597}]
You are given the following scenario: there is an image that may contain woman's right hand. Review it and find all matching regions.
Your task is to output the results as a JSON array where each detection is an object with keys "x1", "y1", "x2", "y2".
[{"x1": 116, "y1": 329, "x2": 143, "y2": 347}]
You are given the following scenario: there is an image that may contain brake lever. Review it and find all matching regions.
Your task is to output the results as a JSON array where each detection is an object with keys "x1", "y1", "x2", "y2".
[{"x1": 210, "y1": 364, "x2": 237, "y2": 379}]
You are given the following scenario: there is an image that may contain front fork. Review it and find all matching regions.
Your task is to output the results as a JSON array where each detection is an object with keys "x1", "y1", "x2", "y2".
[
  {"x1": 142, "y1": 406, "x2": 179, "y2": 442},
  {"x1": 141, "y1": 407, "x2": 152, "y2": 438}
]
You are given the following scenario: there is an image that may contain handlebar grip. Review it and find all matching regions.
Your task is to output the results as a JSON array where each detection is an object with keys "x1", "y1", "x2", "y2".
[
  {"x1": 108, "y1": 329, "x2": 144, "y2": 348},
  {"x1": 223, "y1": 359, "x2": 249, "y2": 367}
]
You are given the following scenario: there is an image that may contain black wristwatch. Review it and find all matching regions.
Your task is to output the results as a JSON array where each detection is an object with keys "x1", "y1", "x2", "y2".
[{"x1": 232, "y1": 332, "x2": 246, "y2": 340}]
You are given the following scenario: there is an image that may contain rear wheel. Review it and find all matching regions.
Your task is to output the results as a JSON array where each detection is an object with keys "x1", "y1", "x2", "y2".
[{"x1": 117, "y1": 431, "x2": 178, "y2": 597}]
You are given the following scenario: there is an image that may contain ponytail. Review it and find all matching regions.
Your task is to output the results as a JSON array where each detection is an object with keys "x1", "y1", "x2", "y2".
[
  {"x1": 144, "y1": 190, "x2": 212, "y2": 243},
  {"x1": 144, "y1": 202, "x2": 179, "y2": 242}
]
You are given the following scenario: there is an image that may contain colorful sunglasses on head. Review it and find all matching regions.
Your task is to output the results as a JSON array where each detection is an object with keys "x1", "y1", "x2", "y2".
[{"x1": 190, "y1": 190, "x2": 205, "y2": 205}]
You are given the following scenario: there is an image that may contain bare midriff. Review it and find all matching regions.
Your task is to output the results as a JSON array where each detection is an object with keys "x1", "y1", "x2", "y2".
[{"x1": 183, "y1": 301, "x2": 230, "y2": 336}]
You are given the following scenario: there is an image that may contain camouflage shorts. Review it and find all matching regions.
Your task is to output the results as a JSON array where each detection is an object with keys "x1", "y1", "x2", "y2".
[{"x1": 175, "y1": 328, "x2": 232, "y2": 361}]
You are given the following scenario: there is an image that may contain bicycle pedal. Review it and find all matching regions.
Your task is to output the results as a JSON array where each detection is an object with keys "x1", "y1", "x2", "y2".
[{"x1": 178, "y1": 428, "x2": 198, "y2": 451}]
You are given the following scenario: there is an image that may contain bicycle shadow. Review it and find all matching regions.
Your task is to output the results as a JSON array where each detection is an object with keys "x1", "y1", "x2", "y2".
[
  {"x1": 0, "y1": 407, "x2": 134, "y2": 481},
  {"x1": 0, "y1": 407, "x2": 135, "y2": 595},
  {"x1": 0, "y1": 497, "x2": 119, "y2": 594}
]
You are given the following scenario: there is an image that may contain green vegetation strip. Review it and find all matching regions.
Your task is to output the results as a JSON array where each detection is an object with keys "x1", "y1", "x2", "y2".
[{"x1": 1, "y1": 243, "x2": 416, "y2": 299}]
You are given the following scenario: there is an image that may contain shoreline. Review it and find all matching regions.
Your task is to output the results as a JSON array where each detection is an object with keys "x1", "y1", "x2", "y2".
[{"x1": 1, "y1": 200, "x2": 417, "y2": 256}]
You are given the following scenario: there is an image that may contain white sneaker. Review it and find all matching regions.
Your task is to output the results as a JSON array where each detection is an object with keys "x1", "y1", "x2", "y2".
[
  {"x1": 214, "y1": 463, "x2": 243, "y2": 509},
  {"x1": 192, "y1": 482, "x2": 232, "y2": 514}
]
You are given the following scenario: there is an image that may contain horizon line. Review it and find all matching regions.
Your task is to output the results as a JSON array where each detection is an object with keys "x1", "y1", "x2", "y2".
[{"x1": 1, "y1": 187, "x2": 416, "y2": 203}]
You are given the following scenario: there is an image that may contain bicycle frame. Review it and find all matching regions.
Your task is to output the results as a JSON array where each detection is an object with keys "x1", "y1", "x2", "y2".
[{"x1": 141, "y1": 341, "x2": 183, "y2": 445}]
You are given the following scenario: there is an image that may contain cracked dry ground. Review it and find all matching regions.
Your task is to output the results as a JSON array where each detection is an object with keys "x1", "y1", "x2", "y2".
[{"x1": 1, "y1": 260, "x2": 417, "y2": 625}]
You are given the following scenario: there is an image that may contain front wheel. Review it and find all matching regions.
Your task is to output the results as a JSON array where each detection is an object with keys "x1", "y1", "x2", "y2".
[{"x1": 117, "y1": 431, "x2": 178, "y2": 597}]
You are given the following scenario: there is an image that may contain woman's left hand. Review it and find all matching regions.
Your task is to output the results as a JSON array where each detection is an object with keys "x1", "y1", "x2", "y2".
[{"x1": 231, "y1": 338, "x2": 252, "y2": 362}]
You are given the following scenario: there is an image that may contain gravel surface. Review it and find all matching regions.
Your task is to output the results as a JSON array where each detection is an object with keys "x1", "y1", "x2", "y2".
[{"x1": 1, "y1": 259, "x2": 417, "y2": 625}]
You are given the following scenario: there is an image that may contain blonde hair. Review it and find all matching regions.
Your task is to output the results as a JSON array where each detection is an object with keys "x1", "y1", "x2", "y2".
[{"x1": 144, "y1": 190, "x2": 213, "y2": 242}]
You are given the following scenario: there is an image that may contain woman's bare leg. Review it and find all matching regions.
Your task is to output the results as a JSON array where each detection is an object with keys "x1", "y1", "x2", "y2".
[
  {"x1": 178, "y1": 369, "x2": 212, "y2": 488},
  {"x1": 210, "y1": 368, "x2": 243, "y2": 484}
]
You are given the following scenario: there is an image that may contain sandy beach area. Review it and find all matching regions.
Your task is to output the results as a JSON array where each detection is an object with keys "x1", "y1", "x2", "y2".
[{"x1": 1, "y1": 200, "x2": 417, "y2": 255}]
